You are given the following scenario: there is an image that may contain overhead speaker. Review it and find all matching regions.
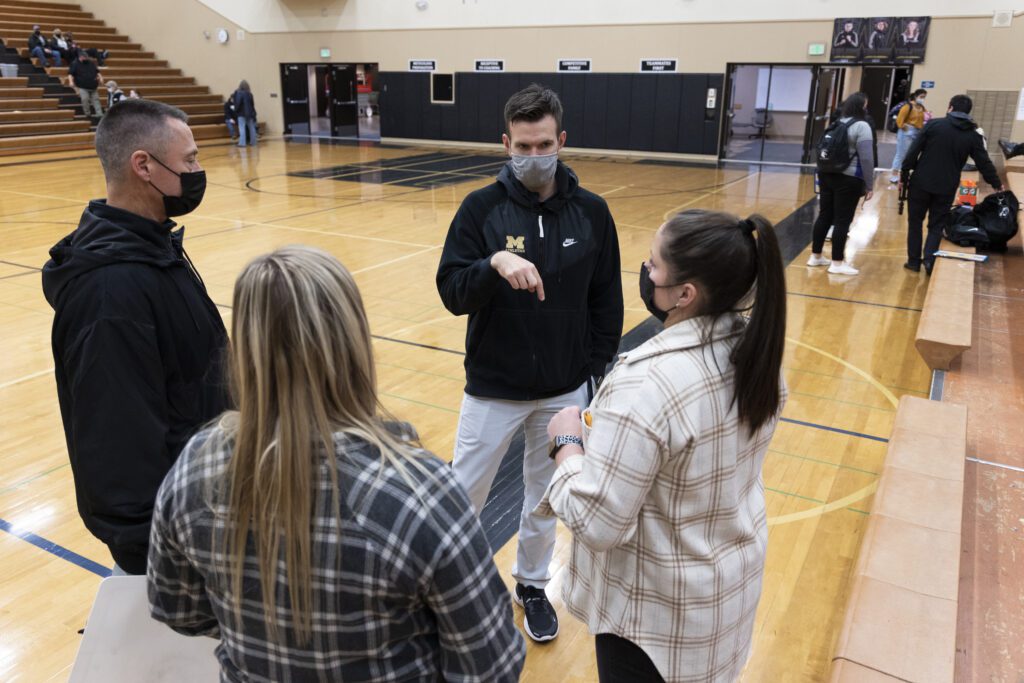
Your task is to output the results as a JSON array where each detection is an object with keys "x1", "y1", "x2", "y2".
[{"x1": 992, "y1": 10, "x2": 1013, "y2": 28}]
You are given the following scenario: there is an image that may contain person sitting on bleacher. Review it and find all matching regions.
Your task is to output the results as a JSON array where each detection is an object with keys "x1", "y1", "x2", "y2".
[
  {"x1": 50, "y1": 29, "x2": 72, "y2": 65},
  {"x1": 63, "y1": 31, "x2": 109, "y2": 66},
  {"x1": 104, "y1": 79, "x2": 125, "y2": 109},
  {"x1": 28, "y1": 25, "x2": 61, "y2": 68},
  {"x1": 998, "y1": 139, "x2": 1023, "y2": 160}
]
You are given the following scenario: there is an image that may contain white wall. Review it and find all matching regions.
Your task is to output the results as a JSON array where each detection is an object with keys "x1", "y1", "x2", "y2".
[{"x1": 197, "y1": 0, "x2": 1023, "y2": 33}]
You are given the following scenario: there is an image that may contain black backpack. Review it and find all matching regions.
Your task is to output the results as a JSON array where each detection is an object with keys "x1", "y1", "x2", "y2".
[
  {"x1": 972, "y1": 190, "x2": 1020, "y2": 249},
  {"x1": 886, "y1": 101, "x2": 907, "y2": 133},
  {"x1": 816, "y1": 119, "x2": 855, "y2": 173},
  {"x1": 944, "y1": 206, "x2": 989, "y2": 248}
]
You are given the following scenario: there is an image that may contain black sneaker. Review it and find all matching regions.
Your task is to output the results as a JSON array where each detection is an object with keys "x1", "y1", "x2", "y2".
[
  {"x1": 513, "y1": 583, "x2": 559, "y2": 642},
  {"x1": 903, "y1": 261, "x2": 920, "y2": 273}
]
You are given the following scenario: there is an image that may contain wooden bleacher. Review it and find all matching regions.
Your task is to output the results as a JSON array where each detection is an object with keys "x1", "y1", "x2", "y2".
[
  {"x1": 830, "y1": 396, "x2": 968, "y2": 682},
  {"x1": 0, "y1": 0, "x2": 253, "y2": 155}
]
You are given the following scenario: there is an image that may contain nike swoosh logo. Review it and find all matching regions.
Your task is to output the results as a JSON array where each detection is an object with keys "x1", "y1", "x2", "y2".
[{"x1": 562, "y1": 238, "x2": 578, "y2": 247}]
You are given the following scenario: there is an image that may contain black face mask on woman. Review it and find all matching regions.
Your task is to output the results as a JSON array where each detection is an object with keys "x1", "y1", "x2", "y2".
[
  {"x1": 147, "y1": 153, "x2": 207, "y2": 217},
  {"x1": 638, "y1": 262, "x2": 679, "y2": 323}
]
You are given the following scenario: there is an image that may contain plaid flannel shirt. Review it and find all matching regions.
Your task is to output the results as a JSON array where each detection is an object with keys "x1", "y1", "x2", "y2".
[
  {"x1": 538, "y1": 314, "x2": 785, "y2": 683},
  {"x1": 148, "y1": 426, "x2": 525, "y2": 683}
]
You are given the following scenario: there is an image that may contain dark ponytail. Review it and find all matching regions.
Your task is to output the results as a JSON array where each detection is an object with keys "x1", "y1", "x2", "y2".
[
  {"x1": 730, "y1": 214, "x2": 786, "y2": 434},
  {"x1": 659, "y1": 210, "x2": 787, "y2": 434}
]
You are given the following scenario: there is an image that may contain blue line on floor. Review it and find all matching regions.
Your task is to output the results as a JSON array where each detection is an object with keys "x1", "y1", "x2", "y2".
[
  {"x1": 779, "y1": 417, "x2": 889, "y2": 443},
  {"x1": 788, "y1": 291, "x2": 923, "y2": 312},
  {"x1": 0, "y1": 517, "x2": 111, "y2": 578}
]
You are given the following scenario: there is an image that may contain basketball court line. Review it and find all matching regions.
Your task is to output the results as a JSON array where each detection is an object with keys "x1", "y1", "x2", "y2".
[
  {"x1": 0, "y1": 517, "x2": 111, "y2": 578},
  {"x1": 787, "y1": 290, "x2": 924, "y2": 312}
]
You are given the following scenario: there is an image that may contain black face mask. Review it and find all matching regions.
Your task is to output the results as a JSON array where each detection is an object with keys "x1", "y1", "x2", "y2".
[
  {"x1": 638, "y1": 262, "x2": 676, "y2": 323},
  {"x1": 147, "y1": 153, "x2": 206, "y2": 217}
]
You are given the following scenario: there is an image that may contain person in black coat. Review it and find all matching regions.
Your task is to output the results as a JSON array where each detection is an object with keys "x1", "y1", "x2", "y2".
[
  {"x1": 900, "y1": 94, "x2": 1004, "y2": 274},
  {"x1": 223, "y1": 97, "x2": 238, "y2": 140},
  {"x1": 28, "y1": 25, "x2": 61, "y2": 67},
  {"x1": 41, "y1": 99, "x2": 227, "y2": 575},
  {"x1": 232, "y1": 80, "x2": 257, "y2": 146}
]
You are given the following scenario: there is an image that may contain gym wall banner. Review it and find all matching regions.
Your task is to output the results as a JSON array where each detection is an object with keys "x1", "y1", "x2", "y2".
[
  {"x1": 830, "y1": 16, "x2": 930, "y2": 64},
  {"x1": 862, "y1": 17, "x2": 895, "y2": 63},
  {"x1": 893, "y1": 17, "x2": 930, "y2": 64},
  {"x1": 830, "y1": 18, "x2": 864, "y2": 63}
]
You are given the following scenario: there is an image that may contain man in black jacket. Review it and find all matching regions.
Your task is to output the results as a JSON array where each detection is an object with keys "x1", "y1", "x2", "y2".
[
  {"x1": 69, "y1": 50, "x2": 102, "y2": 120},
  {"x1": 436, "y1": 85, "x2": 623, "y2": 643},
  {"x1": 28, "y1": 25, "x2": 61, "y2": 67},
  {"x1": 901, "y1": 94, "x2": 1003, "y2": 274},
  {"x1": 42, "y1": 99, "x2": 227, "y2": 575}
]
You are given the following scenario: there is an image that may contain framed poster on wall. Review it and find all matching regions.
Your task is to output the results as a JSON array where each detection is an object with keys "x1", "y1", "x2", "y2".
[
  {"x1": 893, "y1": 17, "x2": 930, "y2": 63},
  {"x1": 862, "y1": 17, "x2": 895, "y2": 62},
  {"x1": 830, "y1": 18, "x2": 864, "y2": 63}
]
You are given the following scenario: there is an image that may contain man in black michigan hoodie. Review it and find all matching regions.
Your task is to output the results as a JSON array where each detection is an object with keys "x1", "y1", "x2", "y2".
[
  {"x1": 436, "y1": 85, "x2": 623, "y2": 642},
  {"x1": 42, "y1": 100, "x2": 227, "y2": 574},
  {"x1": 901, "y1": 94, "x2": 1003, "y2": 273}
]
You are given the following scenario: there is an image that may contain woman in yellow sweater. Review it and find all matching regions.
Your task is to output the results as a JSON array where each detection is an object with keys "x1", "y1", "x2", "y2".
[{"x1": 890, "y1": 88, "x2": 928, "y2": 182}]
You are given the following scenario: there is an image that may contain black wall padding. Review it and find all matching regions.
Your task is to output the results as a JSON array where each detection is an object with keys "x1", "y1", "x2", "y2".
[{"x1": 377, "y1": 71, "x2": 724, "y2": 156}]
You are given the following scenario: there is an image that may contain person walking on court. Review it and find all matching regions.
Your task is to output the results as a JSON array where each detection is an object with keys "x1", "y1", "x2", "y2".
[
  {"x1": 232, "y1": 80, "x2": 257, "y2": 146},
  {"x1": 148, "y1": 246, "x2": 526, "y2": 682},
  {"x1": 540, "y1": 209, "x2": 788, "y2": 683},
  {"x1": 42, "y1": 99, "x2": 227, "y2": 575},
  {"x1": 808, "y1": 92, "x2": 877, "y2": 275},
  {"x1": 900, "y1": 94, "x2": 1003, "y2": 275},
  {"x1": 436, "y1": 84, "x2": 624, "y2": 643},
  {"x1": 889, "y1": 89, "x2": 928, "y2": 183},
  {"x1": 69, "y1": 49, "x2": 102, "y2": 121}
]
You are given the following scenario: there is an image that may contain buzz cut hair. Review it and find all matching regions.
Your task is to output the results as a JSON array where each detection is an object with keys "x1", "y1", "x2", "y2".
[
  {"x1": 503, "y1": 84, "x2": 563, "y2": 133},
  {"x1": 95, "y1": 99, "x2": 189, "y2": 181}
]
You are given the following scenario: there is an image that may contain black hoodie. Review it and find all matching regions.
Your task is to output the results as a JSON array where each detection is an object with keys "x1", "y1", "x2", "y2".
[
  {"x1": 902, "y1": 111, "x2": 1002, "y2": 195},
  {"x1": 436, "y1": 162, "x2": 623, "y2": 400},
  {"x1": 42, "y1": 200, "x2": 228, "y2": 574}
]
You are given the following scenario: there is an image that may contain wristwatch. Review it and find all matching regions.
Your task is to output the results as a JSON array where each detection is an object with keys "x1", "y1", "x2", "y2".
[{"x1": 548, "y1": 434, "x2": 583, "y2": 460}]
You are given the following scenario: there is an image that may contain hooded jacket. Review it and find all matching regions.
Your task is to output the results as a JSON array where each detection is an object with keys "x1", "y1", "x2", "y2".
[
  {"x1": 436, "y1": 162, "x2": 623, "y2": 400},
  {"x1": 902, "y1": 111, "x2": 1002, "y2": 195},
  {"x1": 42, "y1": 201, "x2": 228, "y2": 574}
]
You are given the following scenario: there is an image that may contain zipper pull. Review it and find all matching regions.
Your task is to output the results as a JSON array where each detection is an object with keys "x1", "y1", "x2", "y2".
[{"x1": 537, "y1": 215, "x2": 544, "y2": 239}]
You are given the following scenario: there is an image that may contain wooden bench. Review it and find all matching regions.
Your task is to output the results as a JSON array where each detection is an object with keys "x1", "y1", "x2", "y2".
[
  {"x1": 914, "y1": 240, "x2": 975, "y2": 370},
  {"x1": 830, "y1": 395, "x2": 967, "y2": 682}
]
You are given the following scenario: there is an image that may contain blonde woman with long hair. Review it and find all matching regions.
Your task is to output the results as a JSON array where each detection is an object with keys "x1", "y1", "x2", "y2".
[{"x1": 147, "y1": 246, "x2": 525, "y2": 682}]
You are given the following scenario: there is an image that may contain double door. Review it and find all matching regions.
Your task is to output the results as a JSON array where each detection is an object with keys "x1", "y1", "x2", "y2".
[
  {"x1": 721, "y1": 64, "x2": 845, "y2": 164},
  {"x1": 280, "y1": 63, "x2": 359, "y2": 138}
]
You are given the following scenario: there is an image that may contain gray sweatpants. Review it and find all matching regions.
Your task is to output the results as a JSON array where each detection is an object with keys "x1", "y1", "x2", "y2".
[{"x1": 451, "y1": 381, "x2": 588, "y2": 589}]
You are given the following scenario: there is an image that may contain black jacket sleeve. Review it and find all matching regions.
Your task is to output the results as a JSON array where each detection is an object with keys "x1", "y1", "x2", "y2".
[
  {"x1": 587, "y1": 205, "x2": 624, "y2": 376},
  {"x1": 901, "y1": 122, "x2": 929, "y2": 174},
  {"x1": 62, "y1": 315, "x2": 170, "y2": 568},
  {"x1": 970, "y1": 134, "x2": 1003, "y2": 190},
  {"x1": 436, "y1": 196, "x2": 504, "y2": 316}
]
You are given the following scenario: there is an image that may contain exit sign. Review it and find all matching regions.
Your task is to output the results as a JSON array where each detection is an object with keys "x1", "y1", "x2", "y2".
[
  {"x1": 808, "y1": 43, "x2": 826, "y2": 56},
  {"x1": 320, "y1": 48, "x2": 331, "y2": 59}
]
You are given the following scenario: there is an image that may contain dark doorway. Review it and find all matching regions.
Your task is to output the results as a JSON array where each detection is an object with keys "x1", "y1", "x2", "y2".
[
  {"x1": 280, "y1": 63, "x2": 311, "y2": 136},
  {"x1": 280, "y1": 62, "x2": 380, "y2": 140},
  {"x1": 861, "y1": 67, "x2": 893, "y2": 130},
  {"x1": 329, "y1": 64, "x2": 359, "y2": 138},
  {"x1": 804, "y1": 67, "x2": 845, "y2": 163}
]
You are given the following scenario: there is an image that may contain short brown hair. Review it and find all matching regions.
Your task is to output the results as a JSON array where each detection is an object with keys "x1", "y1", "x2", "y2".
[
  {"x1": 95, "y1": 98, "x2": 188, "y2": 181},
  {"x1": 503, "y1": 84, "x2": 563, "y2": 132}
]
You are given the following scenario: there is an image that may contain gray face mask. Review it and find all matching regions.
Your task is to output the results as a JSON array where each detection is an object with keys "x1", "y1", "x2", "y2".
[{"x1": 509, "y1": 152, "x2": 558, "y2": 191}]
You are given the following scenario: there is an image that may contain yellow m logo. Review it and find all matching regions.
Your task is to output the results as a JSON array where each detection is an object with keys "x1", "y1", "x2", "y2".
[{"x1": 506, "y1": 235, "x2": 525, "y2": 251}]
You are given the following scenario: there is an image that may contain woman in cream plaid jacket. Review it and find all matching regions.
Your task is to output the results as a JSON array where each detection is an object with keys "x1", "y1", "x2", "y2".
[{"x1": 539, "y1": 209, "x2": 788, "y2": 682}]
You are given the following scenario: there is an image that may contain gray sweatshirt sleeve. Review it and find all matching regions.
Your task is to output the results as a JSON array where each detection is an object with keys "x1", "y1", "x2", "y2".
[{"x1": 856, "y1": 137, "x2": 875, "y2": 186}]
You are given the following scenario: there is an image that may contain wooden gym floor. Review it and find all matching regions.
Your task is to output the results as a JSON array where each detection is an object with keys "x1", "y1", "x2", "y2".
[{"x1": 0, "y1": 137, "x2": 934, "y2": 682}]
